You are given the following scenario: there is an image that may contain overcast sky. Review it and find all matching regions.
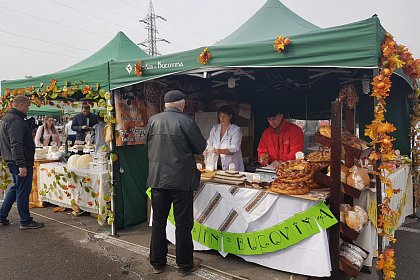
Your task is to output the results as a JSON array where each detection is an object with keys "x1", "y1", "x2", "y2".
[{"x1": 0, "y1": 0, "x2": 418, "y2": 82}]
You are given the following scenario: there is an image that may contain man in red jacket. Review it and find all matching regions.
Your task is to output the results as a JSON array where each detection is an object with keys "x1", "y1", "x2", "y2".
[{"x1": 257, "y1": 109, "x2": 304, "y2": 166}]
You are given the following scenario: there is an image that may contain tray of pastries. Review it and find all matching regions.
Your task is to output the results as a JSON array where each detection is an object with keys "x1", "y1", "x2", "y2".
[
  {"x1": 269, "y1": 178, "x2": 309, "y2": 195},
  {"x1": 276, "y1": 160, "x2": 315, "y2": 183}
]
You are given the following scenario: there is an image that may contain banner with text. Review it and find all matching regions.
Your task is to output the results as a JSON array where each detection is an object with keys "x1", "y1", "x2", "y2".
[
  {"x1": 114, "y1": 88, "x2": 148, "y2": 146},
  {"x1": 146, "y1": 189, "x2": 337, "y2": 255}
]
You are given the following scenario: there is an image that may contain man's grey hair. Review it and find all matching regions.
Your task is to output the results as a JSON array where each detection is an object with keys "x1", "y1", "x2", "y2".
[
  {"x1": 12, "y1": 95, "x2": 30, "y2": 105},
  {"x1": 165, "y1": 99, "x2": 185, "y2": 110}
]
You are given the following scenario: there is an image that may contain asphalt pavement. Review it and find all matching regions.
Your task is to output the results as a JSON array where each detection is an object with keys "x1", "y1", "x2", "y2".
[{"x1": 1, "y1": 203, "x2": 419, "y2": 280}]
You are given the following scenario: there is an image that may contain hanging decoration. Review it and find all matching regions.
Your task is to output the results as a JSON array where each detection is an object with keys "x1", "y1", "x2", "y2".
[
  {"x1": 274, "y1": 36, "x2": 291, "y2": 53},
  {"x1": 198, "y1": 47, "x2": 211, "y2": 65},
  {"x1": 0, "y1": 79, "x2": 108, "y2": 118},
  {"x1": 135, "y1": 59, "x2": 144, "y2": 76},
  {"x1": 365, "y1": 32, "x2": 419, "y2": 280}
]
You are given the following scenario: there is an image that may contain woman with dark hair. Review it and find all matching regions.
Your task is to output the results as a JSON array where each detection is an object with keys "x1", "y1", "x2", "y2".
[
  {"x1": 34, "y1": 115, "x2": 60, "y2": 147},
  {"x1": 205, "y1": 105, "x2": 244, "y2": 171}
]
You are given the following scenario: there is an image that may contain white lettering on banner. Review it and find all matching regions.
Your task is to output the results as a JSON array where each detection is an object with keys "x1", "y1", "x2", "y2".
[{"x1": 142, "y1": 61, "x2": 184, "y2": 70}]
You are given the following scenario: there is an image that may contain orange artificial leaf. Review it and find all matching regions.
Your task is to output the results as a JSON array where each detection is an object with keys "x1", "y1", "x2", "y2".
[{"x1": 378, "y1": 122, "x2": 397, "y2": 134}]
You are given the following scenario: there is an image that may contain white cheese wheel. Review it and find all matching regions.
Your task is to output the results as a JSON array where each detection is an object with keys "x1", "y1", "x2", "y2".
[
  {"x1": 77, "y1": 154, "x2": 93, "y2": 169},
  {"x1": 68, "y1": 155, "x2": 81, "y2": 168}
]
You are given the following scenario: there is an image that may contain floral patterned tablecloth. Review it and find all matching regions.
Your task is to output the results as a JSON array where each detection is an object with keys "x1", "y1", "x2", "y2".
[{"x1": 37, "y1": 162, "x2": 112, "y2": 225}]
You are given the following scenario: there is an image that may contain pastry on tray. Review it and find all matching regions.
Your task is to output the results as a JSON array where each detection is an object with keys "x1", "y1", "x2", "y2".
[
  {"x1": 269, "y1": 179, "x2": 309, "y2": 195},
  {"x1": 276, "y1": 160, "x2": 315, "y2": 183}
]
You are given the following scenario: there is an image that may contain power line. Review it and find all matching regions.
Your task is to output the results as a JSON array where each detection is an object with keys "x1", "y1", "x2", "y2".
[
  {"x1": 0, "y1": 42, "x2": 84, "y2": 59},
  {"x1": 49, "y1": 0, "x2": 142, "y2": 35},
  {"x1": 0, "y1": 4, "x2": 108, "y2": 38},
  {"x1": 117, "y1": 0, "x2": 214, "y2": 46},
  {"x1": 0, "y1": 29, "x2": 94, "y2": 52}
]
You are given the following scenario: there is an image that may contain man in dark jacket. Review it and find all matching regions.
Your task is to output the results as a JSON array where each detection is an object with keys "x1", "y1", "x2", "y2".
[
  {"x1": 0, "y1": 95, "x2": 44, "y2": 229},
  {"x1": 71, "y1": 103, "x2": 99, "y2": 142},
  {"x1": 146, "y1": 90, "x2": 206, "y2": 277}
]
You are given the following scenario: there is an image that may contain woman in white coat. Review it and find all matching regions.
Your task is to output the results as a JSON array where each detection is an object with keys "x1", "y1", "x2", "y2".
[{"x1": 205, "y1": 105, "x2": 244, "y2": 171}]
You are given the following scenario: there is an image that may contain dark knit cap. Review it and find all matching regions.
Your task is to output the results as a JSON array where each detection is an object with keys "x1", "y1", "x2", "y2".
[{"x1": 164, "y1": 90, "x2": 186, "y2": 103}]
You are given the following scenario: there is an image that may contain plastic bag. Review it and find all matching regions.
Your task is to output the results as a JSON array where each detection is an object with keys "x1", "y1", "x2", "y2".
[{"x1": 204, "y1": 149, "x2": 218, "y2": 171}]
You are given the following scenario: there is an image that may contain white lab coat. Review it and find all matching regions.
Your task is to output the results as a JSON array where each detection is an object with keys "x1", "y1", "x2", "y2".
[{"x1": 207, "y1": 123, "x2": 244, "y2": 171}]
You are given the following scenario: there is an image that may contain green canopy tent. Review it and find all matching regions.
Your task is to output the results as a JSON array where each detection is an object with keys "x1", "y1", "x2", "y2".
[
  {"x1": 1, "y1": 31, "x2": 150, "y2": 230},
  {"x1": 215, "y1": 0, "x2": 320, "y2": 45},
  {"x1": 2, "y1": 31, "x2": 148, "y2": 92},
  {"x1": 27, "y1": 104, "x2": 61, "y2": 117},
  {"x1": 109, "y1": 15, "x2": 413, "y2": 154}
]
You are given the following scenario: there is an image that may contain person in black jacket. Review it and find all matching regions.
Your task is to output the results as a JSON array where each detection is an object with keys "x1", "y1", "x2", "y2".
[
  {"x1": 146, "y1": 90, "x2": 206, "y2": 277},
  {"x1": 71, "y1": 103, "x2": 99, "y2": 142},
  {"x1": 0, "y1": 95, "x2": 44, "y2": 229}
]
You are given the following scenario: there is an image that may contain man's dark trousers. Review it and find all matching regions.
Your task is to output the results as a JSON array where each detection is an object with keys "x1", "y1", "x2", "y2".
[{"x1": 150, "y1": 188, "x2": 194, "y2": 272}]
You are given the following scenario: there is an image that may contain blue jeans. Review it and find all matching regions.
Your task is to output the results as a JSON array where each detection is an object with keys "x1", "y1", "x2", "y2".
[{"x1": 0, "y1": 164, "x2": 33, "y2": 224}]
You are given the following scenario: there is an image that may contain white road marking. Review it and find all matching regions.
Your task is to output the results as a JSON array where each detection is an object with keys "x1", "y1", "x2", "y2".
[
  {"x1": 94, "y1": 233, "x2": 232, "y2": 280},
  {"x1": 397, "y1": 226, "x2": 420, "y2": 234}
]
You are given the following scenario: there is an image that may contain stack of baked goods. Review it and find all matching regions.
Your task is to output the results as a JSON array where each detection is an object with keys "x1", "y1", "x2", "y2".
[
  {"x1": 346, "y1": 166, "x2": 371, "y2": 190},
  {"x1": 339, "y1": 242, "x2": 368, "y2": 270},
  {"x1": 342, "y1": 130, "x2": 369, "y2": 150},
  {"x1": 327, "y1": 165, "x2": 371, "y2": 189},
  {"x1": 244, "y1": 179, "x2": 271, "y2": 190},
  {"x1": 340, "y1": 204, "x2": 368, "y2": 232},
  {"x1": 269, "y1": 160, "x2": 315, "y2": 195},
  {"x1": 319, "y1": 125, "x2": 331, "y2": 138},
  {"x1": 307, "y1": 149, "x2": 330, "y2": 171},
  {"x1": 319, "y1": 126, "x2": 369, "y2": 151},
  {"x1": 210, "y1": 170, "x2": 245, "y2": 185}
]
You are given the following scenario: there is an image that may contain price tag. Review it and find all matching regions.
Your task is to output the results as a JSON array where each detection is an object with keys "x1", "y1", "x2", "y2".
[{"x1": 295, "y1": 151, "x2": 304, "y2": 160}]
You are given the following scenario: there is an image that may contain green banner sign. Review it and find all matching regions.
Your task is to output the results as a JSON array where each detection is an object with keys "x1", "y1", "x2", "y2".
[{"x1": 146, "y1": 189, "x2": 337, "y2": 255}]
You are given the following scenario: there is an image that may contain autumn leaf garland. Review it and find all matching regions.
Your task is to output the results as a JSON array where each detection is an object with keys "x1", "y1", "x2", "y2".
[{"x1": 365, "y1": 32, "x2": 420, "y2": 280}]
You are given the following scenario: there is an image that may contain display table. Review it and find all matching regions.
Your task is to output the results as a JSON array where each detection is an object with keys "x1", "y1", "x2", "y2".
[
  {"x1": 37, "y1": 162, "x2": 111, "y2": 224},
  {"x1": 354, "y1": 165, "x2": 413, "y2": 266},
  {"x1": 163, "y1": 182, "x2": 332, "y2": 277},
  {"x1": 30, "y1": 159, "x2": 60, "y2": 208}
]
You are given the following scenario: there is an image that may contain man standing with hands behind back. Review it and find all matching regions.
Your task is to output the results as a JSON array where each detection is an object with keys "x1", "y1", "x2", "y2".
[
  {"x1": 257, "y1": 109, "x2": 304, "y2": 167},
  {"x1": 0, "y1": 95, "x2": 44, "y2": 229},
  {"x1": 146, "y1": 90, "x2": 206, "y2": 277},
  {"x1": 72, "y1": 103, "x2": 99, "y2": 142}
]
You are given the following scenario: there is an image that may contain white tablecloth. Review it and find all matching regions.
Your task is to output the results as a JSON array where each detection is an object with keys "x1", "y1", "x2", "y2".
[
  {"x1": 354, "y1": 165, "x2": 413, "y2": 266},
  {"x1": 37, "y1": 162, "x2": 111, "y2": 224},
  {"x1": 164, "y1": 183, "x2": 332, "y2": 277}
]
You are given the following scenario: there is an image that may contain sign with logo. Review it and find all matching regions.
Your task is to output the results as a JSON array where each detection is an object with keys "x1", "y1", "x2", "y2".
[{"x1": 114, "y1": 88, "x2": 148, "y2": 146}]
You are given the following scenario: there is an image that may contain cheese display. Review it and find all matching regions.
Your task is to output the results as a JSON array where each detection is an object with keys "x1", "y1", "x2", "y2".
[
  {"x1": 76, "y1": 154, "x2": 93, "y2": 169},
  {"x1": 68, "y1": 154, "x2": 81, "y2": 168}
]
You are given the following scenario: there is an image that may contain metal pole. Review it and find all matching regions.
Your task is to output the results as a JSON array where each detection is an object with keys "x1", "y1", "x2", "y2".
[{"x1": 107, "y1": 62, "x2": 117, "y2": 237}]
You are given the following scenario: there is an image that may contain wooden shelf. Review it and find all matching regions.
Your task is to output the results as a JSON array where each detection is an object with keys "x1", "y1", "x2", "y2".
[
  {"x1": 343, "y1": 144, "x2": 373, "y2": 160},
  {"x1": 314, "y1": 132, "x2": 331, "y2": 148},
  {"x1": 339, "y1": 256, "x2": 363, "y2": 278},
  {"x1": 340, "y1": 222, "x2": 360, "y2": 241},
  {"x1": 341, "y1": 182, "x2": 362, "y2": 199},
  {"x1": 313, "y1": 166, "x2": 333, "y2": 188}
]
